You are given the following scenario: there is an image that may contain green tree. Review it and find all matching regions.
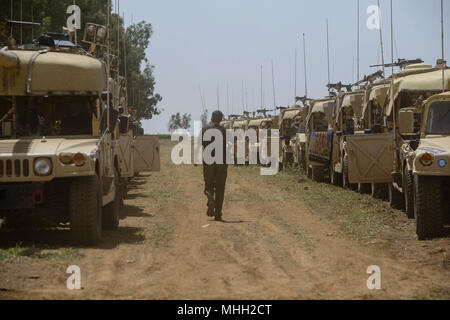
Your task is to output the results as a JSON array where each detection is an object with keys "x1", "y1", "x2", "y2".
[
  {"x1": 200, "y1": 109, "x2": 209, "y2": 127},
  {"x1": 168, "y1": 113, "x2": 191, "y2": 132},
  {"x1": 0, "y1": 0, "x2": 161, "y2": 121}
]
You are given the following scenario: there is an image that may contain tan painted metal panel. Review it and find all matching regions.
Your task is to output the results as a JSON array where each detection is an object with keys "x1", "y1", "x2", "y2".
[
  {"x1": 346, "y1": 133, "x2": 395, "y2": 183},
  {"x1": 134, "y1": 135, "x2": 160, "y2": 173}
]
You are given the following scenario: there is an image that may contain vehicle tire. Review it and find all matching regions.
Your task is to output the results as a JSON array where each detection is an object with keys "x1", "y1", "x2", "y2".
[
  {"x1": 342, "y1": 155, "x2": 356, "y2": 190},
  {"x1": 414, "y1": 176, "x2": 443, "y2": 240},
  {"x1": 312, "y1": 166, "x2": 324, "y2": 183},
  {"x1": 358, "y1": 183, "x2": 371, "y2": 194},
  {"x1": 388, "y1": 183, "x2": 405, "y2": 210},
  {"x1": 403, "y1": 166, "x2": 415, "y2": 219},
  {"x1": 371, "y1": 183, "x2": 388, "y2": 200},
  {"x1": 69, "y1": 175, "x2": 102, "y2": 245},
  {"x1": 102, "y1": 167, "x2": 121, "y2": 231},
  {"x1": 307, "y1": 166, "x2": 313, "y2": 179},
  {"x1": 331, "y1": 168, "x2": 342, "y2": 186},
  {"x1": 300, "y1": 151, "x2": 306, "y2": 169}
]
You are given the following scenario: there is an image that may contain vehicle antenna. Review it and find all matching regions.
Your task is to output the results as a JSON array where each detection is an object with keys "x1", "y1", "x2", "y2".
[
  {"x1": 441, "y1": 0, "x2": 445, "y2": 93},
  {"x1": 271, "y1": 59, "x2": 276, "y2": 109},
  {"x1": 326, "y1": 19, "x2": 331, "y2": 86},
  {"x1": 117, "y1": 0, "x2": 120, "y2": 77},
  {"x1": 107, "y1": 0, "x2": 111, "y2": 129},
  {"x1": 227, "y1": 82, "x2": 230, "y2": 118},
  {"x1": 303, "y1": 33, "x2": 308, "y2": 99},
  {"x1": 198, "y1": 85, "x2": 206, "y2": 112},
  {"x1": 357, "y1": 0, "x2": 360, "y2": 83},
  {"x1": 20, "y1": 0, "x2": 22, "y2": 44},
  {"x1": 31, "y1": 5, "x2": 33, "y2": 40},
  {"x1": 73, "y1": 0, "x2": 78, "y2": 46},
  {"x1": 378, "y1": 0, "x2": 386, "y2": 79},
  {"x1": 10, "y1": 0, "x2": 13, "y2": 37},
  {"x1": 260, "y1": 65, "x2": 263, "y2": 110},
  {"x1": 242, "y1": 81, "x2": 245, "y2": 113},
  {"x1": 390, "y1": 0, "x2": 398, "y2": 173},
  {"x1": 294, "y1": 48, "x2": 297, "y2": 103},
  {"x1": 217, "y1": 82, "x2": 220, "y2": 110}
]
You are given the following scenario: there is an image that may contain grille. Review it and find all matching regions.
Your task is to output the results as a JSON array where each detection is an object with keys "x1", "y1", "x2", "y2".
[{"x1": 0, "y1": 159, "x2": 30, "y2": 178}]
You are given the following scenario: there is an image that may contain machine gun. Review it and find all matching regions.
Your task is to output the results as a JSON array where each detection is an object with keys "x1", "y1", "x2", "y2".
[
  {"x1": 276, "y1": 106, "x2": 288, "y2": 112},
  {"x1": 295, "y1": 96, "x2": 313, "y2": 107},
  {"x1": 256, "y1": 108, "x2": 275, "y2": 118},
  {"x1": 353, "y1": 70, "x2": 384, "y2": 88},
  {"x1": 327, "y1": 82, "x2": 353, "y2": 95},
  {"x1": 228, "y1": 114, "x2": 241, "y2": 120},
  {"x1": 370, "y1": 58, "x2": 424, "y2": 70},
  {"x1": 0, "y1": 18, "x2": 46, "y2": 45}
]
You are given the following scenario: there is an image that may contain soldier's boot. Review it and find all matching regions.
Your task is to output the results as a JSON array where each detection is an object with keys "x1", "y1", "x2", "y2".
[{"x1": 205, "y1": 190, "x2": 216, "y2": 217}]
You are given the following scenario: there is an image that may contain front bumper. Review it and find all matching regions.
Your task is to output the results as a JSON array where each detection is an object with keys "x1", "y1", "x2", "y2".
[{"x1": 0, "y1": 183, "x2": 44, "y2": 210}]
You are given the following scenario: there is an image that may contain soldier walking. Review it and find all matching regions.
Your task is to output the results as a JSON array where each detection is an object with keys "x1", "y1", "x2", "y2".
[{"x1": 196, "y1": 111, "x2": 228, "y2": 222}]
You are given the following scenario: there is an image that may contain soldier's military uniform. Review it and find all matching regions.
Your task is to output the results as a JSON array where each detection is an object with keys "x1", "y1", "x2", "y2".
[{"x1": 200, "y1": 111, "x2": 228, "y2": 221}]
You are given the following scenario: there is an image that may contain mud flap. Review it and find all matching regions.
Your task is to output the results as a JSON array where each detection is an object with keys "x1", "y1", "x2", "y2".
[
  {"x1": 346, "y1": 133, "x2": 395, "y2": 184},
  {"x1": 134, "y1": 135, "x2": 161, "y2": 173}
]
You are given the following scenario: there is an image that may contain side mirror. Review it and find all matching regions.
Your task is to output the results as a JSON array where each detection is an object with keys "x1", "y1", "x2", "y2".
[{"x1": 398, "y1": 108, "x2": 415, "y2": 135}]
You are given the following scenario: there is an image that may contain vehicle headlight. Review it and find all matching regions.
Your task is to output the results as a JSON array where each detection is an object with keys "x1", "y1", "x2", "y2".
[
  {"x1": 419, "y1": 153, "x2": 434, "y2": 167},
  {"x1": 97, "y1": 27, "x2": 107, "y2": 40},
  {"x1": 34, "y1": 158, "x2": 52, "y2": 176},
  {"x1": 87, "y1": 25, "x2": 96, "y2": 37}
]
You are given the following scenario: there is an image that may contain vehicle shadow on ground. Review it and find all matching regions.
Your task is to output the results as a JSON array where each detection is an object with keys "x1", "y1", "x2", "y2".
[
  {"x1": 0, "y1": 225, "x2": 145, "y2": 250},
  {"x1": 124, "y1": 193, "x2": 153, "y2": 200},
  {"x1": 120, "y1": 204, "x2": 154, "y2": 219}
]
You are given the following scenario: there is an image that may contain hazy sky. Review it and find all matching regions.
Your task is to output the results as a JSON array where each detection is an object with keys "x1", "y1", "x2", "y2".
[{"x1": 120, "y1": 0, "x2": 449, "y2": 134}]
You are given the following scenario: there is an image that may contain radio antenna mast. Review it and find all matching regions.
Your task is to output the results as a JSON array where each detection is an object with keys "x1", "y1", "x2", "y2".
[
  {"x1": 356, "y1": 0, "x2": 360, "y2": 83},
  {"x1": 227, "y1": 82, "x2": 230, "y2": 117},
  {"x1": 271, "y1": 59, "x2": 276, "y2": 109},
  {"x1": 441, "y1": 0, "x2": 446, "y2": 93},
  {"x1": 378, "y1": 0, "x2": 386, "y2": 79},
  {"x1": 294, "y1": 48, "x2": 298, "y2": 103},
  {"x1": 107, "y1": 0, "x2": 111, "y2": 129},
  {"x1": 303, "y1": 33, "x2": 308, "y2": 98},
  {"x1": 260, "y1": 65, "x2": 263, "y2": 110},
  {"x1": 326, "y1": 19, "x2": 331, "y2": 86}
]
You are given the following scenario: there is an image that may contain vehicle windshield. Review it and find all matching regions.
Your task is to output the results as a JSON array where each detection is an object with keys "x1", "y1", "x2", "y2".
[
  {"x1": 312, "y1": 113, "x2": 328, "y2": 132},
  {"x1": 0, "y1": 96, "x2": 98, "y2": 138},
  {"x1": 427, "y1": 101, "x2": 450, "y2": 134}
]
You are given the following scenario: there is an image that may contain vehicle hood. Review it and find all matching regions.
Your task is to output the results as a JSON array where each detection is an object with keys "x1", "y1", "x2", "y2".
[
  {"x1": 0, "y1": 138, "x2": 99, "y2": 157},
  {"x1": 417, "y1": 136, "x2": 450, "y2": 154}
]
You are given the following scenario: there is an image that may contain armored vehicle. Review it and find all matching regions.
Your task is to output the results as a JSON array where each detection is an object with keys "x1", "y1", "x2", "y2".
[
  {"x1": 232, "y1": 118, "x2": 250, "y2": 165},
  {"x1": 278, "y1": 107, "x2": 302, "y2": 168},
  {"x1": 0, "y1": 29, "x2": 147, "y2": 245},
  {"x1": 327, "y1": 90, "x2": 366, "y2": 189},
  {"x1": 305, "y1": 98, "x2": 335, "y2": 181},
  {"x1": 346, "y1": 64, "x2": 450, "y2": 214},
  {"x1": 400, "y1": 92, "x2": 450, "y2": 239}
]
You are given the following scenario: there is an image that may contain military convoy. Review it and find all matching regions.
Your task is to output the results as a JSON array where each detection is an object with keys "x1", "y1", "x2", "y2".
[{"x1": 0, "y1": 21, "x2": 160, "y2": 245}]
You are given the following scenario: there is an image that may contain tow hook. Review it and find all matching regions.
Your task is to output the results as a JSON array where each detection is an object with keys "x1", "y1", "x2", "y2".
[{"x1": 32, "y1": 189, "x2": 44, "y2": 205}]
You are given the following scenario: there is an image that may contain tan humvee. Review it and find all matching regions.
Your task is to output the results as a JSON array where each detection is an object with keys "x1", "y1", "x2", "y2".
[
  {"x1": 220, "y1": 120, "x2": 234, "y2": 130},
  {"x1": 400, "y1": 92, "x2": 450, "y2": 239},
  {"x1": 232, "y1": 118, "x2": 249, "y2": 165},
  {"x1": 278, "y1": 107, "x2": 301, "y2": 168},
  {"x1": 347, "y1": 65, "x2": 450, "y2": 213},
  {"x1": 305, "y1": 98, "x2": 335, "y2": 181},
  {"x1": 246, "y1": 116, "x2": 279, "y2": 164},
  {"x1": 327, "y1": 90, "x2": 366, "y2": 189},
  {"x1": 0, "y1": 33, "x2": 157, "y2": 244}
]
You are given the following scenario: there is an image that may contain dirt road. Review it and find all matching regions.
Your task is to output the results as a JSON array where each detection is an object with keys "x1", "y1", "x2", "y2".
[{"x1": 1, "y1": 140, "x2": 449, "y2": 299}]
